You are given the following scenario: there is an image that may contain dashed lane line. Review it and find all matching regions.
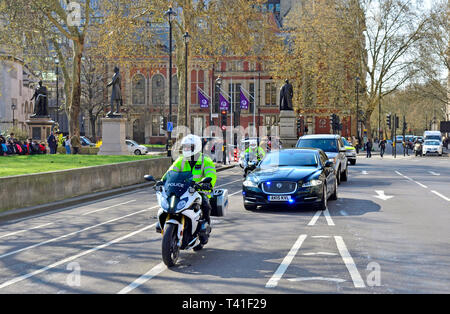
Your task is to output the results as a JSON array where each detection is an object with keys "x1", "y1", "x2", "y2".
[
  {"x1": 0, "y1": 223, "x2": 54, "y2": 240},
  {"x1": 82, "y1": 200, "x2": 137, "y2": 216}
]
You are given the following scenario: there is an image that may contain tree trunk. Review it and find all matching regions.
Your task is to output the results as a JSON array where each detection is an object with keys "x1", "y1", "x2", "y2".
[{"x1": 69, "y1": 39, "x2": 84, "y2": 137}]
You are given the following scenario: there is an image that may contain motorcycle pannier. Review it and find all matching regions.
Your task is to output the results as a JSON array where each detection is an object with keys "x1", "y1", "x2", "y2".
[{"x1": 210, "y1": 189, "x2": 228, "y2": 217}]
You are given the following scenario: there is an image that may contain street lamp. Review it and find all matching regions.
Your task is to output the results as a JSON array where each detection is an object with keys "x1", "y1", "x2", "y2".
[
  {"x1": 164, "y1": 6, "x2": 177, "y2": 158},
  {"x1": 183, "y1": 31, "x2": 191, "y2": 129},
  {"x1": 11, "y1": 103, "x2": 16, "y2": 126},
  {"x1": 55, "y1": 58, "x2": 59, "y2": 125}
]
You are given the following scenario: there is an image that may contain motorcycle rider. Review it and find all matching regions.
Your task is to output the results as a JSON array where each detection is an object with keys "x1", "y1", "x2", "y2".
[
  {"x1": 245, "y1": 140, "x2": 265, "y2": 163},
  {"x1": 157, "y1": 134, "x2": 216, "y2": 248}
]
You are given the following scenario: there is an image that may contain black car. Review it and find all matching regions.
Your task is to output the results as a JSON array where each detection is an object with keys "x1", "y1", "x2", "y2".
[{"x1": 242, "y1": 148, "x2": 337, "y2": 211}]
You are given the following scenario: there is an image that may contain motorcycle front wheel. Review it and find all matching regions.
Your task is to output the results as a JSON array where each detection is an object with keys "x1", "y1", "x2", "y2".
[{"x1": 162, "y1": 224, "x2": 180, "y2": 267}]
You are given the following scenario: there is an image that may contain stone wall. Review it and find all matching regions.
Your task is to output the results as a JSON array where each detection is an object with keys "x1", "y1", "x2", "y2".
[{"x1": 0, "y1": 157, "x2": 171, "y2": 212}]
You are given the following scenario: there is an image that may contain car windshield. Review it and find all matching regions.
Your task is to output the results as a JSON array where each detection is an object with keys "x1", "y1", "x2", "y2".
[
  {"x1": 425, "y1": 136, "x2": 441, "y2": 141},
  {"x1": 163, "y1": 170, "x2": 193, "y2": 198},
  {"x1": 259, "y1": 151, "x2": 318, "y2": 168},
  {"x1": 297, "y1": 138, "x2": 338, "y2": 153},
  {"x1": 424, "y1": 140, "x2": 440, "y2": 146},
  {"x1": 127, "y1": 140, "x2": 138, "y2": 146}
]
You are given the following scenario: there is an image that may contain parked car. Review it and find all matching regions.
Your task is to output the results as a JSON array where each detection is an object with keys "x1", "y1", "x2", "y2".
[
  {"x1": 80, "y1": 136, "x2": 96, "y2": 147},
  {"x1": 422, "y1": 140, "x2": 443, "y2": 156},
  {"x1": 242, "y1": 149, "x2": 337, "y2": 211},
  {"x1": 126, "y1": 139, "x2": 148, "y2": 155},
  {"x1": 296, "y1": 134, "x2": 348, "y2": 185},
  {"x1": 342, "y1": 137, "x2": 357, "y2": 165},
  {"x1": 423, "y1": 131, "x2": 442, "y2": 143}
]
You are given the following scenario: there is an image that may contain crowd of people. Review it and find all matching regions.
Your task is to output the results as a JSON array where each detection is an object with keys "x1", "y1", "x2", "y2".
[
  {"x1": 0, "y1": 133, "x2": 47, "y2": 156},
  {"x1": 1, "y1": 132, "x2": 82, "y2": 156}
]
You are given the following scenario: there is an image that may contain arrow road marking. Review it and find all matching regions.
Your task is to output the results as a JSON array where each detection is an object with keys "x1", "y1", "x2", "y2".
[{"x1": 374, "y1": 190, "x2": 394, "y2": 201}]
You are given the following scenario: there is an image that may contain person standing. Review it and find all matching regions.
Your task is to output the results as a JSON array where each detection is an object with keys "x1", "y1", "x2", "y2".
[
  {"x1": 365, "y1": 139, "x2": 373, "y2": 158},
  {"x1": 70, "y1": 134, "x2": 81, "y2": 155},
  {"x1": 379, "y1": 139, "x2": 386, "y2": 158},
  {"x1": 47, "y1": 131, "x2": 57, "y2": 154},
  {"x1": 64, "y1": 135, "x2": 71, "y2": 155}
]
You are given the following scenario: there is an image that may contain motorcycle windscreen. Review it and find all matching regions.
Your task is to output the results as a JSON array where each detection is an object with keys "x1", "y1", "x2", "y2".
[{"x1": 164, "y1": 170, "x2": 193, "y2": 198}]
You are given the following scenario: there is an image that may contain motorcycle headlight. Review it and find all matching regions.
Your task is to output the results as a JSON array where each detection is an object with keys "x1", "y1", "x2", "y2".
[
  {"x1": 177, "y1": 200, "x2": 187, "y2": 210},
  {"x1": 160, "y1": 197, "x2": 169, "y2": 210},
  {"x1": 302, "y1": 179, "x2": 323, "y2": 187}
]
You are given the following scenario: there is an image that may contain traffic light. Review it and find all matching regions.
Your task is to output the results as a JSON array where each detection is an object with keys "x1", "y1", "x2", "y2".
[
  {"x1": 403, "y1": 121, "x2": 407, "y2": 131},
  {"x1": 297, "y1": 118, "x2": 302, "y2": 133},
  {"x1": 395, "y1": 116, "x2": 399, "y2": 129},
  {"x1": 221, "y1": 110, "x2": 227, "y2": 131},
  {"x1": 386, "y1": 114, "x2": 391, "y2": 129}
]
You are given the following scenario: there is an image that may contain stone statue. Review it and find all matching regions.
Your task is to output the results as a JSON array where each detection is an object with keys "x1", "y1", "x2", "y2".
[
  {"x1": 30, "y1": 81, "x2": 49, "y2": 117},
  {"x1": 279, "y1": 79, "x2": 294, "y2": 111},
  {"x1": 106, "y1": 66, "x2": 122, "y2": 117}
]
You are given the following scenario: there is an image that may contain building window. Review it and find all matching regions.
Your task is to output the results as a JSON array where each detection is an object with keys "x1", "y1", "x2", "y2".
[
  {"x1": 132, "y1": 74, "x2": 145, "y2": 105},
  {"x1": 191, "y1": 70, "x2": 205, "y2": 106},
  {"x1": 265, "y1": 82, "x2": 277, "y2": 106},
  {"x1": 152, "y1": 115, "x2": 163, "y2": 136},
  {"x1": 152, "y1": 74, "x2": 165, "y2": 106},
  {"x1": 228, "y1": 83, "x2": 241, "y2": 112}
]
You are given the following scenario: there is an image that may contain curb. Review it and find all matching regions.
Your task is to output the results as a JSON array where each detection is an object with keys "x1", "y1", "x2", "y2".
[{"x1": 0, "y1": 164, "x2": 236, "y2": 223}]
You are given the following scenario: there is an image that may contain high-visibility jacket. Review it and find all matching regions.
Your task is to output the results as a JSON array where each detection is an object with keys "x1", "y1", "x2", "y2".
[
  {"x1": 162, "y1": 153, "x2": 217, "y2": 196},
  {"x1": 245, "y1": 146, "x2": 265, "y2": 161}
]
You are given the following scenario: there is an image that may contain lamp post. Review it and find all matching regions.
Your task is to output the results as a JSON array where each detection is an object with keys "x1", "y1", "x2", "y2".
[
  {"x1": 183, "y1": 31, "x2": 191, "y2": 130},
  {"x1": 164, "y1": 7, "x2": 177, "y2": 158},
  {"x1": 55, "y1": 59, "x2": 59, "y2": 125},
  {"x1": 11, "y1": 103, "x2": 16, "y2": 126},
  {"x1": 355, "y1": 77, "x2": 361, "y2": 145}
]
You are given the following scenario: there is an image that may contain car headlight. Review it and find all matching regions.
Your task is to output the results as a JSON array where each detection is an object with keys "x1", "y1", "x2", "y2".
[
  {"x1": 243, "y1": 179, "x2": 258, "y2": 188},
  {"x1": 302, "y1": 180, "x2": 323, "y2": 187}
]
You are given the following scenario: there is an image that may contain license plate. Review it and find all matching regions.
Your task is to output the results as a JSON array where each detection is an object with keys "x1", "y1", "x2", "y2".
[{"x1": 269, "y1": 195, "x2": 291, "y2": 202}]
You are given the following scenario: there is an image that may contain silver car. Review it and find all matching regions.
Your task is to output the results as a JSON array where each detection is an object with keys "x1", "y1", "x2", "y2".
[{"x1": 126, "y1": 140, "x2": 148, "y2": 155}]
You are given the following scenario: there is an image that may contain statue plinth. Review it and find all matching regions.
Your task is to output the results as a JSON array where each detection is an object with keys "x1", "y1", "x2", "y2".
[
  {"x1": 279, "y1": 110, "x2": 298, "y2": 148},
  {"x1": 25, "y1": 117, "x2": 55, "y2": 142},
  {"x1": 98, "y1": 118, "x2": 130, "y2": 155}
]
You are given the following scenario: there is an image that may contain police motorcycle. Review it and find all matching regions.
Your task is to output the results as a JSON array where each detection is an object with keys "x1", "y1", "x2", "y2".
[{"x1": 145, "y1": 171, "x2": 228, "y2": 267}]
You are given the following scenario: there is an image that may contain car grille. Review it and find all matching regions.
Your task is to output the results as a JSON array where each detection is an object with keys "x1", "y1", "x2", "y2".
[{"x1": 262, "y1": 181, "x2": 297, "y2": 194}]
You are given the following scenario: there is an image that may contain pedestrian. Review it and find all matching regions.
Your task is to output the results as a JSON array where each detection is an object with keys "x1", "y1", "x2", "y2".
[
  {"x1": 47, "y1": 131, "x2": 57, "y2": 154},
  {"x1": 379, "y1": 139, "x2": 386, "y2": 158},
  {"x1": 70, "y1": 134, "x2": 81, "y2": 155},
  {"x1": 365, "y1": 139, "x2": 372, "y2": 158},
  {"x1": 64, "y1": 135, "x2": 71, "y2": 155},
  {"x1": 402, "y1": 140, "x2": 409, "y2": 156}
]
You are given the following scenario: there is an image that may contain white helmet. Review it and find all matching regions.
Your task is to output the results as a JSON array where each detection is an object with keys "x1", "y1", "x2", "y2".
[{"x1": 181, "y1": 134, "x2": 202, "y2": 158}]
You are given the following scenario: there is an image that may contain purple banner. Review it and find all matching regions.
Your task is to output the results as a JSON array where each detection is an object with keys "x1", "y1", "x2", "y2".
[
  {"x1": 219, "y1": 93, "x2": 230, "y2": 111},
  {"x1": 240, "y1": 89, "x2": 249, "y2": 110},
  {"x1": 198, "y1": 89, "x2": 209, "y2": 108}
]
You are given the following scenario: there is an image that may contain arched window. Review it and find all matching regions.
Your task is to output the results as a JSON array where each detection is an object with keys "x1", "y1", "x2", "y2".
[
  {"x1": 152, "y1": 74, "x2": 165, "y2": 106},
  {"x1": 171, "y1": 75, "x2": 178, "y2": 105},
  {"x1": 132, "y1": 74, "x2": 146, "y2": 105}
]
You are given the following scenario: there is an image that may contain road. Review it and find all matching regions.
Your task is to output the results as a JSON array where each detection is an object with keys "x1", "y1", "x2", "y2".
[{"x1": 0, "y1": 154, "x2": 449, "y2": 294}]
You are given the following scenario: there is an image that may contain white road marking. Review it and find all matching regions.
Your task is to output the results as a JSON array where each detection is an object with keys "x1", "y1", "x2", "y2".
[
  {"x1": 307, "y1": 211, "x2": 322, "y2": 226},
  {"x1": 395, "y1": 171, "x2": 428, "y2": 188},
  {"x1": 288, "y1": 277, "x2": 346, "y2": 283},
  {"x1": 0, "y1": 206, "x2": 158, "y2": 260},
  {"x1": 429, "y1": 171, "x2": 440, "y2": 176},
  {"x1": 311, "y1": 236, "x2": 331, "y2": 239},
  {"x1": 323, "y1": 208, "x2": 335, "y2": 226},
  {"x1": 374, "y1": 190, "x2": 394, "y2": 201},
  {"x1": 266, "y1": 234, "x2": 307, "y2": 288},
  {"x1": 0, "y1": 223, "x2": 54, "y2": 240},
  {"x1": 431, "y1": 191, "x2": 450, "y2": 202},
  {"x1": 340, "y1": 210, "x2": 348, "y2": 216},
  {"x1": 334, "y1": 236, "x2": 365, "y2": 288},
  {"x1": 303, "y1": 252, "x2": 338, "y2": 256},
  {"x1": 118, "y1": 262, "x2": 167, "y2": 294},
  {"x1": 216, "y1": 179, "x2": 242, "y2": 188},
  {"x1": 228, "y1": 191, "x2": 242, "y2": 197},
  {"x1": 362, "y1": 171, "x2": 368, "y2": 175},
  {"x1": 82, "y1": 200, "x2": 137, "y2": 215},
  {"x1": 0, "y1": 223, "x2": 156, "y2": 290}
]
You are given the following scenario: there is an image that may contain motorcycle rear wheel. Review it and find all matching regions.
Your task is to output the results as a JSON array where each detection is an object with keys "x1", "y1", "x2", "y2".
[{"x1": 162, "y1": 224, "x2": 180, "y2": 267}]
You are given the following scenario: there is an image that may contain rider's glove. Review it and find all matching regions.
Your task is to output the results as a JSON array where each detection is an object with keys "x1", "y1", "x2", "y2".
[{"x1": 201, "y1": 182, "x2": 212, "y2": 191}]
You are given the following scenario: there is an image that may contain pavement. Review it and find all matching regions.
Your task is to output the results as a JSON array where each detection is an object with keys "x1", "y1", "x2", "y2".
[{"x1": 0, "y1": 156, "x2": 448, "y2": 294}]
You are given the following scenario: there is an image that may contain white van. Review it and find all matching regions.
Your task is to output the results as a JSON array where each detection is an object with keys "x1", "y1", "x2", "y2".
[{"x1": 423, "y1": 131, "x2": 442, "y2": 143}]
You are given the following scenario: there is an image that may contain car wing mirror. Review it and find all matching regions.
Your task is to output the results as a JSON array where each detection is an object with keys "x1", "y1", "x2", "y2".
[{"x1": 324, "y1": 161, "x2": 333, "y2": 168}]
